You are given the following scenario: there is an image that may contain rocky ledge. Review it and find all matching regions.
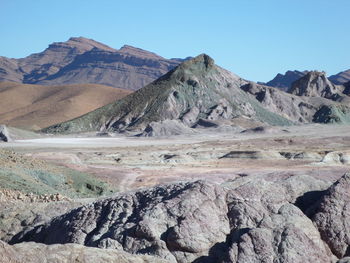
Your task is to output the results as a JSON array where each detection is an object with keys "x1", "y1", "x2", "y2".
[{"x1": 9, "y1": 173, "x2": 350, "y2": 263}]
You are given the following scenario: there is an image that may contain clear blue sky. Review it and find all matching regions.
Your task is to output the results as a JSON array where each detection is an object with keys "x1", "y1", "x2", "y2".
[{"x1": 1, "y1": 0, "x2": 349, "y2": 82}]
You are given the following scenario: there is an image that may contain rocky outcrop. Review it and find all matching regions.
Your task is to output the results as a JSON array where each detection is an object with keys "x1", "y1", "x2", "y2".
[
  {"x1": 0, "y1": 199, "x2": 89, "y2": 242},
  {"x1": 11, "y1": 174, "x2": 338, "y2": 262},
  {"x1": 0, "y1": 125, "x2": 11, "y2": 142},
  {"x1": 289, "y1": 71, "x2": 344, "y2": 101},
  {"x1": 343, "y1": 81, "x2": 350, "y2": 95},
  {"x1": 139, "y1": 120, "x2": 196, "y2": 137},
  {"x1": 313, "y1": 104, "x2": 350, "y2": 124},
  {"x1": 312, "y1": 173, "x2": 350, "y2": 258},
  {"x1": 11, "y1": 181, "x2": 230, "y2": 263},
  {"x1": 241, "y1": 82, "x2": 319, "y2": 123},
  {"x1": 0, "y1": 241, "x2": 168, "y2": 263},
  {"x1": 0, "y1": 37, "x2": 184, "y2": 91},
  {"x1": 222, "y1": 174, "x2": 334, "y2": 262},
  {"x1": 265, "y1": 70, "x2": 308, "y2": 91}
]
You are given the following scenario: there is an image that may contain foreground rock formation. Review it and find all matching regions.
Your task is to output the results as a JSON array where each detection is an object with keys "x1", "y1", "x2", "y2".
[
  {"x1": 312, "y1": 173, "x2": 350, "y2": 259},
  {"x1": 11, "y1": 172, "x2": 350, "y2": 262}
]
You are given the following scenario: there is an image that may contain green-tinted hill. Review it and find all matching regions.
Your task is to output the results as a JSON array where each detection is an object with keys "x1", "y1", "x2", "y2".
[
  {"x1": 43, "y1": 54, "x2": 292, "y2": 134},
  {"x1": 44, "y1": 55, "x2": 350, "y2": 135}
]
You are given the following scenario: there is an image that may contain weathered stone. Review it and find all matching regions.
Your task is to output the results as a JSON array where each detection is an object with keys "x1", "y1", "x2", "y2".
[
  {"x1": 0, "y1": 125, "x2": 11, "y2": 142},
  {"x1": 11, "y1": 181, "x2": 230, "y2": 263},
  {"x1": 313, "y1": 173, "x2": 350, "y2": 258},
  {"x1": 139, "y1": 120, "x2": 196, "y2": 137},
  {"x1": 10, "y1": 174, "x2": 341, "y2": 262},
  {"x1": 0, "y1": 241, "x2": 168, "y2": 263}
]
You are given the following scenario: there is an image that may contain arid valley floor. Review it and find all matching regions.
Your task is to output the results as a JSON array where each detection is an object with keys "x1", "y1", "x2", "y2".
[{"x1": 2, "y1": 124, "x2": 349, "y2": 192}]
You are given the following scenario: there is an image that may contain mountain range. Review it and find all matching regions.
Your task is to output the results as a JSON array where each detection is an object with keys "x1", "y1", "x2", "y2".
[
  {"x1": 0, "y1": 37, "x2": 185, "y2": 91},
  {"x1": 265, "y1": 69, "x2": 350, "y2": 91},
  {"x1": 44, "y1": 54, "x2": 350, "y2": 135},
  {"x1": 1, "y1": 37, "x2": 350, "y2": 134}
]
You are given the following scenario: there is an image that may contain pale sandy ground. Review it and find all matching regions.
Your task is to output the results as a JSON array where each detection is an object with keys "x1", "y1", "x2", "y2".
[{"x1": 1, "y1": 124, "x2": 349, "y2": 193}]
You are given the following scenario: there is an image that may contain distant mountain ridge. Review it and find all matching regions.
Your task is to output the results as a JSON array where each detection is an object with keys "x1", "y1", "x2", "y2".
[
  {"x1": 329, "y1": 69, "x2": 350, "y2": 85},
  {"x1": 0, "y1": 37, "x2": 185, "y2": 91},
  {"x1": 265, "y1": 70, "x2": 308, "y2": 91},
  {"x1": 265, "y1": 69, "x2": 350, "y2": 90}
]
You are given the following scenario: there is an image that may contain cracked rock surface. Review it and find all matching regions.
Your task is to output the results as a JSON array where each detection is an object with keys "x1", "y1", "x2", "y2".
[
  {"x1": 11, "y1": 174, "x2": 347, "y2": 263},
  {"x1": 312, "y1": 173, "x2": 350, "y2": 259},
  {"x1": 0, "y1": 241, "x2": 167, "y2": 263}
]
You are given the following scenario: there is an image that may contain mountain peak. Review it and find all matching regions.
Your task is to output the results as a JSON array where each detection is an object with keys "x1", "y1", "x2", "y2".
[
  {"x1": 68, "y1": 36, "x2": 91, "y2": 42},
  {"x1": 65, "y1": 37, "x2": 116, "y2": 52},
  {"x1": 306, "y1": 70, "x2": 326, "y2": 77},
  {"x1": 177, "y1": 54, "x2": 214, "y2": 71},
  {"x1": 266, "y1": 70, "x2": 307, "y2": 91},
  {"x1": 289, "y1": 70, "x2": 341, "y2": 100},
  {"x1": 119, "y1": 44, "x2": 164, "y2": 60}
]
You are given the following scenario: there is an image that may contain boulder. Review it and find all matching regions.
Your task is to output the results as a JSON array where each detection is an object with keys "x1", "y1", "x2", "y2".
[
  {"x1": 220, "y1": 174, "x2": 334, "y2": 263},
  {"x1": 312, "y1": 173, "x2": 350, "y2": 258},
  {"x1": 139, "y1": 120, "x2": 196, "y2": 137},
  {"x1": 0, "y1": 125, "x2": 11, "y2": 142}
]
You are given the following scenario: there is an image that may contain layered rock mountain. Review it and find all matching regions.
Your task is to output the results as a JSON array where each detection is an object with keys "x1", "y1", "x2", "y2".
[
  {"x1": 329, "y1": 69, "x2": 350, "y2": 85},
  {"x1": 265, "y1": 70, "x2": 308, "y2": 91},
  {"x1": 12, "y1": 173, "x2": 349, "y2": 262},
  {"x1": 0, "y1": 37, "x2": 184, "y2": 90},
  {"x1": 0, "y1": 37, "x2": 115, "y2": 83},
  {"x1": 44, "y1": 54, "x2": 294, "y2": 134}
]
